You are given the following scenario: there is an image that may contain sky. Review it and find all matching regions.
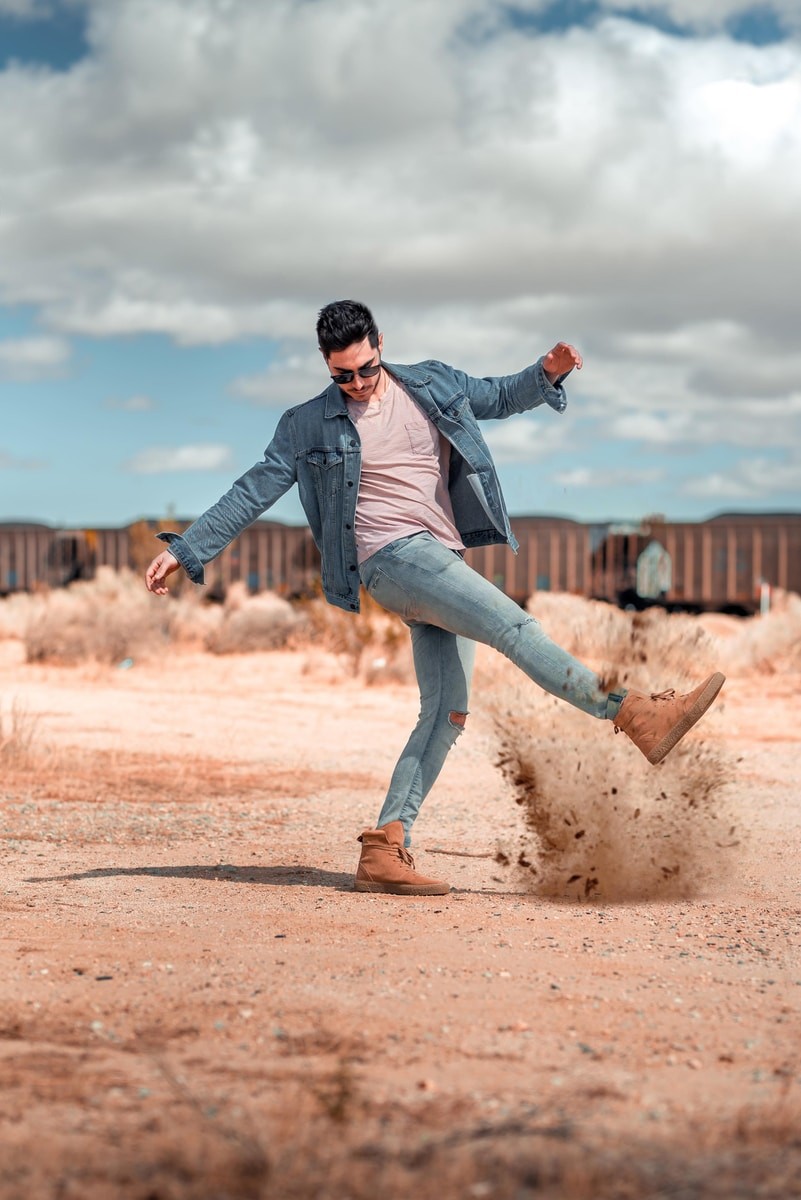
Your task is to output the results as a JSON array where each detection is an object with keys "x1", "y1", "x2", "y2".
[{"x1": 1, "y1": 0, "x2": 800, "y2": 531}]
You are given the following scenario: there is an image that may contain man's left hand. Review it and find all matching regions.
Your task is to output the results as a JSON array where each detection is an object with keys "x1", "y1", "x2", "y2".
[{"x1": 543, "y1": 342, "x2": 582, "y2": 384}]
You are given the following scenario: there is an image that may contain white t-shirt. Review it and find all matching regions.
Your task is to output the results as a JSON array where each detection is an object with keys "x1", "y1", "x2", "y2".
[{"x1": 346, "y1": 374, "x2": 465, "y2": 564}]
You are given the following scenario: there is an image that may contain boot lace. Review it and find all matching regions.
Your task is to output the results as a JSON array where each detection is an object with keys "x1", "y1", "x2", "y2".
[{"x1": 398, "y1": 846, "x2": 416, "y2": 870}]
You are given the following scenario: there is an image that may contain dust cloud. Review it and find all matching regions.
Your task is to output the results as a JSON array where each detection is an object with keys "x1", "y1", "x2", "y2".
[{"x1": 480, "y1": 590, "x2": 801, "y2": 901}]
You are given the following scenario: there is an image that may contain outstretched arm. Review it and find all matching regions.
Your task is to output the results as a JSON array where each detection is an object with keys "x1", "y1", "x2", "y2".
[
  {"x1": 434, "y1": 340, "x2": 583, "y2": 420},
  {"x1": 141, "y1": 410, "x2": 298, "y2": 593}
]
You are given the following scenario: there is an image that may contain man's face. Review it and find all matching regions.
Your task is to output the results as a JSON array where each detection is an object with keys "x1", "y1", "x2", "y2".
[{"x1": 324, "y1": 333, "x2": 384, "y2": 402}]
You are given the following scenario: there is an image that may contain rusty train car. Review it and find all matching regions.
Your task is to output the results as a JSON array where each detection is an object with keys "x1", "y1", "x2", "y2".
[
  {"x1": 588, "y1": 512, "x2": 801, "y2": 615},
  {"x1": 1, "y1": 512, "x2": 799, "y2": 614}
]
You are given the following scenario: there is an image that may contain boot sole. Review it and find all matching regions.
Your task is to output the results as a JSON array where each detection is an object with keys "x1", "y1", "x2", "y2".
[
  {"x1": 648, "y1": 671, "x2": 726, "y2": 764},
  {"x1": 354, "y1": 880, "x2": 450, "y2": 896}
]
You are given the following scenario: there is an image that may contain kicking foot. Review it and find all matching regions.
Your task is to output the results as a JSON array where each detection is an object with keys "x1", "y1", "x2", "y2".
[{"x1": 613, "y1": 671, "x2": 726, "y2": 764}]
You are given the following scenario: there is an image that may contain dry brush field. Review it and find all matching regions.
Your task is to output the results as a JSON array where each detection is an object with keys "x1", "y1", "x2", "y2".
[{"x1": 1, "y1": 571, "x2": 800, "y2": 1199}]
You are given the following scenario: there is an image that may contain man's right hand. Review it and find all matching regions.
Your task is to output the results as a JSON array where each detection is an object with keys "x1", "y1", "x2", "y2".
[
  {"x1": 145, "y1": 549, "x2": 180, "y2": 595},
  {"x1": 542, "y1": 342, "x2": 582, "y2": 384}
]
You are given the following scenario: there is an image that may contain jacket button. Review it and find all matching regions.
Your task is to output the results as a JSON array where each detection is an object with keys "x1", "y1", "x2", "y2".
[
  {"x1": 350, "y1": 603, "x2": 357, "y2": 610},
  {"x1": 345, "y1": 523, "x2": 352, "y2": 530},
  {"x1": 347, "y1": 480, "x2": 354, "y2": 487},
  {"x1": 349, "y1": 565, "x2": 357, "y2": 572}
]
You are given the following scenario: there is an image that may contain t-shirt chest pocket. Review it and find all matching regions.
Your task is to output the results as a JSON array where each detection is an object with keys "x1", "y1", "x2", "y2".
[{"x1": 405, "y1": 421, "x2": 437, "y2": 457}]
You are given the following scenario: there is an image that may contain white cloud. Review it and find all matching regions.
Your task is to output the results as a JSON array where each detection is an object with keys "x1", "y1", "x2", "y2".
[
  {"x1": 0, "y1": 0, "x2": 799, "y2": 509},
  {"x1": 231, "y1": 352, "x2": 323, "y2": 408},
  {"x1": 0, "y1": 335, "x2": 71, "y2": 379},
  {"x1": 125, "y1": 443, "x2": 234, "y2": 474},
  {"x1": 683, "y1": 454, "x2": 801, "y2": 499},
  {"x1": 1, "y1": 4, "x2": 798, "y2": 346},
  {"x1": 554, "y1": 465, "x2": 666, "y2": 488},
  {"x1": 483, "y1": 413, "x2": 571, "y2": 464},
  {"x1": 0, "y1": 0, "x2": 53, "y2": 16}
]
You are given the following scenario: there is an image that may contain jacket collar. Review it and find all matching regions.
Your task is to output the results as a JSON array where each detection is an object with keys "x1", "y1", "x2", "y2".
[
  {"x1": 322, "y1": 361, "x2": 433, "y2": 418},
  {"x1": 323, "y1": 383, "x2": 349, "y2": 419}
]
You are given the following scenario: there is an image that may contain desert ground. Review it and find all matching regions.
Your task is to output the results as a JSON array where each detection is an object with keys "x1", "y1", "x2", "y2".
[{"x1": 1, "y1": 573, "x2": 800, "y2": 1199}]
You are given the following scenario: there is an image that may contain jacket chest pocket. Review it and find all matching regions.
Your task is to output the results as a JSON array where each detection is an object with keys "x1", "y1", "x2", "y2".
[{"x1": 305, "y1": 448, "x2": 344, "y2": 470}]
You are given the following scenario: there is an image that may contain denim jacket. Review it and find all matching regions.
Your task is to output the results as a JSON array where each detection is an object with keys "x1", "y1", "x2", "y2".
[{"x1": 159, "y1": 357, "x2": 566, "y2": 612}]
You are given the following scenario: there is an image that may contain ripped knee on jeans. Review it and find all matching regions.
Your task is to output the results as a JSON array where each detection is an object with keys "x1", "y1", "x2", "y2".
[{"x1": 448, "y1": 710, "x2": 468, "y2": 730}]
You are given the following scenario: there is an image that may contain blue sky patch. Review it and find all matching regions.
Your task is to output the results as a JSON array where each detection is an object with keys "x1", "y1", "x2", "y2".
[
  {"x1": 502, "y1": 2, "x2": 689, "y2": 38},
  {"x1": 500, "y1": 1, "x2": 788, "y2": 45},
  {"x1": 726, "y1": 6, "x2": 787, "y2": 46},
  {"x1": 0, "y1": 3, "x2": 89, "y2": 72}
]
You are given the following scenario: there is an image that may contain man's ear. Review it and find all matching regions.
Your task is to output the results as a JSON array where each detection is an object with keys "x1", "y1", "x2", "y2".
[{"x1": 378, "y1": 332, "x2": 384, "y2": 355}]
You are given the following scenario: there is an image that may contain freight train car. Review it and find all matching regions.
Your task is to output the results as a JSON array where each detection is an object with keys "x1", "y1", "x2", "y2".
[
  {"x1": 199, "y1": 520, "x2": 320, "y2": 599},
  {"x1": 1, "y1": 512, "x2": 799, "y2": 612},
  {"x1": 0, "y1": 523, "x2": 131, "y2": 593},
  {"x1": 465, "y1": 516, "x2": 591, "y2": 605},
  {"x1": 0, "y1": 522, "x2": 53, "y2": 593},
  {"x1": 590, "y1": 513, "x2": 801, "y2": 615}
]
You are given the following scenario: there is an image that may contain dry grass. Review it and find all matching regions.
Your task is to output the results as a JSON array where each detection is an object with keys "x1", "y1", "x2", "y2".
[
  {"x1": 288, "y1": 587, "x2": 412, "y2": 681},
  {"x1": 700, "y1": 588, "x2": 801, "y2": 675},
  {"x1": 21, "y1": 568, "x2": 176, "y2": 665},
  {"x1": 0, "y1": 698, "x2": 38, "y2": 766},
  {"x1": 0, "y1": 570, "x2": 413, "y2": 681},
  {"x1": 0, "y1": 744, "x2": 379, "y2": 812},
  {"x1": 3, "y1": 569, "x2": 798, "y2": 681}
]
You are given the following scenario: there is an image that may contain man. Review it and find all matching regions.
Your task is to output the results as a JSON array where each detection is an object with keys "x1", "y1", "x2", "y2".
[{"x1": 146, "y1": 300, "x2": 724, "y2": 897}]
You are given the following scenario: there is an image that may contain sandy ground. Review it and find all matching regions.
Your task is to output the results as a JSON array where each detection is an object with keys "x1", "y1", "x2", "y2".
[{"x1": 1, "y1": 629, "x2": 800, "y2": 1199}]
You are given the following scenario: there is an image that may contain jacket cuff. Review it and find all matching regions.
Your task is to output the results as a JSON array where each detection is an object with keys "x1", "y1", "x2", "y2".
[
  {"x1": 536, "y1": 358, "x2": 568, "y2": 413},
  {"x1": 156, "y1": 531, "x2": 206, "y2": 584}
]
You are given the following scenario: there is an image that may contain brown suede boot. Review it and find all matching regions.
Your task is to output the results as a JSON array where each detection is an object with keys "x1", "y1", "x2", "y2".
[
  {"x1": 613, "y1": 671, "x2": 725, "y2": 764},
  {"x1": 354, "y1": 820, "x2": 450, "y2": 896}
]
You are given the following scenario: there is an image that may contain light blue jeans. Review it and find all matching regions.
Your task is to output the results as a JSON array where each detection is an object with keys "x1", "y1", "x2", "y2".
[{"x1": 359, "y1": 532, "x2": 625, "y2": 844}]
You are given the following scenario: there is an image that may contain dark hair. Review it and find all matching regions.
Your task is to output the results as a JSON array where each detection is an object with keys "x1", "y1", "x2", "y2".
[{"x1": 316, "y1": 300, "x2": 379, "y2": 357}]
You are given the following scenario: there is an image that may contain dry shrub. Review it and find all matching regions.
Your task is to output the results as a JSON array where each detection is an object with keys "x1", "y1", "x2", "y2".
[
  {"x1": 204, "y1": 581, "x2": 300, "y2": 654},
  {"x1": 10, "y1": 563, "x2": 798, "y2": 683},
  {"x1": 22, "y1": 567, "x2": 179, "y2": 665},
  {"x1": 0, "y1": 590, "x2": 41, "y2": 641},
  {"x1": 163, "y1": 590, "x2": 224, "y2": 649},
  {"x1": 8, "y1": 569, "x2": 410, "y2": 679},
  {"x1": 487, "y1": 599, "x2": 740, "y2": 901},
  {"x1": 526, "y1": 591, "x2": 631, "y2": 661},
  {"x1": 0, "y1": 697, "x2": 38, "y2": 766},
  {"x1": 199, "y1": 581, "x2": 411, "y2": 678},
  {"x1": 527, "y1": 592, "x2": 721, "y2": 690},
  {"x1": 17, "y1": 568, "x2": 222, "y2": 665},
  {"x1": 701, "y1": 588, "x2": 801, "y2": 675},
  {"x1": 529, "y1": 587, "x2": 801, "y2": 681},
  {"x1": 288, "y1": 588, "x2": 413, "y2": 684}
]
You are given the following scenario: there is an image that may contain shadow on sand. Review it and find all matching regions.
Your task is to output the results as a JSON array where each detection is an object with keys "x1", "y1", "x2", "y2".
[{"x1": 25, "y1": 863, "x2": 355, "y2": 889}]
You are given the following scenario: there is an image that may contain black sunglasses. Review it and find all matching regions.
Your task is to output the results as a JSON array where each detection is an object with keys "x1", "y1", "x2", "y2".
[{"x1": 330, "y1": 359, "x2": 382, "y2": 386}]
